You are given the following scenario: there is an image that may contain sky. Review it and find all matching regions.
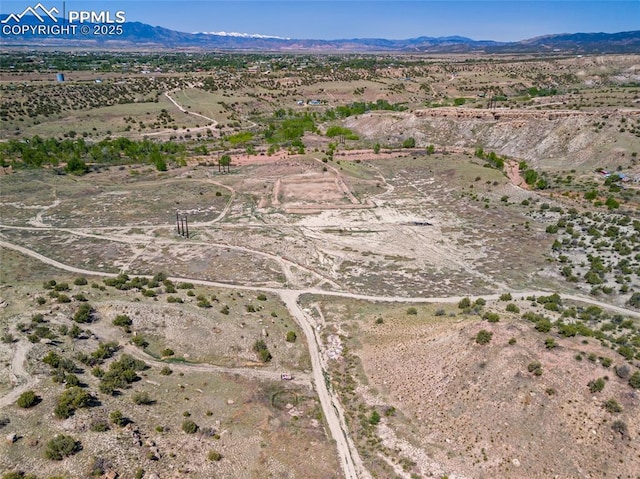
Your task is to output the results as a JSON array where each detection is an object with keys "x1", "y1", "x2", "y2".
[{"x1": 2, "y1": 0, "x2": 639, "y2": 41}]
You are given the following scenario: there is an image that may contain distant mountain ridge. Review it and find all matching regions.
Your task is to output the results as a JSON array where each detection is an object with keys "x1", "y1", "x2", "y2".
[{"x1": 1, "y1": 14, "x2": 639, "y2": 53}]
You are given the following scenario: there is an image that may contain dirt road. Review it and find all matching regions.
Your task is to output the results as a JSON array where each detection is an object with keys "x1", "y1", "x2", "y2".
[{"x1": 280, "y1": 290, "x2": 371, "y2": 479}]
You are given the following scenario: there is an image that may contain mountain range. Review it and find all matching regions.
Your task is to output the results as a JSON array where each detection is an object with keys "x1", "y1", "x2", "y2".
[{"x1": 2, "y1": 14, "x2": 639, "y2": 53}]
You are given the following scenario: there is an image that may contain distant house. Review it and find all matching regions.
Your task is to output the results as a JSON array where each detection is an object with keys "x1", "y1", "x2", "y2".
[{"x1": 308, "y1": 100, "x2": 321, "y2": 106}]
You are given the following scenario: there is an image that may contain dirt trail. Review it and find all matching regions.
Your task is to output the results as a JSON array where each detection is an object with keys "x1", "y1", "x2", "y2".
[
  {"x1": 165, "y1": 90, "x2": 218, "y2": 127},
  {"x1": 144, "y1": 90, "x2": 218, "y2": 137},
  {"x1": 0, "y1": 341, "x2": 39, "y2": 409},
  {"x1": 121, "y1": 343, "x2": 312, "y2": 387}
]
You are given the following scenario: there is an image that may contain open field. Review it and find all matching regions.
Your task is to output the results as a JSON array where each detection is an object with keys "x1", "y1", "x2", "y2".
[{"x1": 1, "y1": 51, "x2": 640, "y2": 479}]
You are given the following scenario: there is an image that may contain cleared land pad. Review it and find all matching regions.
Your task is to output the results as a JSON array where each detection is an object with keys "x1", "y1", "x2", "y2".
[
  {"x1": 0, "y1": 169, "x2": 229, "y2": 227},
  {"x1": 276, "y1": 174, "x2": 349, "y2": 205},
  {"x1": 312, "y1": 297, "x2": 640, "y2": 479}
]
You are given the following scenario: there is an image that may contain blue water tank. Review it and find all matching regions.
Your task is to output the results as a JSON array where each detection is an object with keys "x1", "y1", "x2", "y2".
[{"x1": 56, "y1": 73, "x2": 65, "y2": 82}]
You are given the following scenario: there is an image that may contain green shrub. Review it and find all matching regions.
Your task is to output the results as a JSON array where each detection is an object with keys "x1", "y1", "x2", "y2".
[
  {"x1": 73, "y1": 303, "x2": 94, "y2": 323},
  {"x1": 253, "y1": 339, "x2": 272, "y2": 362},
  {"x1": 604, "y1": 398, "x2": 622, "y2": 413},
  {"x1": 44, "y1": 434, "x2": 80, "y2": 460},
  {"x1": 113, "y1": 314, "x2": 132, "y2": 328},
  {"x1": 90, "y1": 419, "x2": 110, "y2": 432},
  {"x1": 475, "y1": 330, "x2": 493, "y2": 345},
  {"x1": 257, "y1": 294, "x2": 267, "y2": 301},
  {"x1": 369, "y1": 410, "x2": 381, "y2": 425},
  {"x1": 17, "y1": 390, "x2": 39, "y2": 408},
  {"x1": 91, "y1": 341, "x2": 119, "y2": 362},
  {"x1": 629, "y1": 371, "x2": 640, "y2": 389},
  {"x1": 142, "y1": 289, "x2": 157, "y2": 298},
  {"x1": 402, "y1": 137, "x2": 416, "y2": 148},
  {"x1": 110, "y1": 410, "x2": 127, "y2": 427},
  {"x1": 64, "y1": 373, "x2": 80, "y2": 388},
  {"x1": 132, "y1": 391, "x2": 153, "y2": 405},
  {"x1": 54, "y1": 387, "x2": 91, "y2": 419},
  {"x1": 161, "y1": 348, "x2": 175, "y2": 357},
  {"x1": 57, "y1": 294, "x2": 70, "y2": 303},
  {"x1": 483, "y1": 312, "x2": 500, "y2": 323},
  {"x1": 505, "y1": 303, "x2": 520, "y2": 313},
  {"x1": 618, "y1": 345, "x2": 634, "y2": 361},
  {"x1": 160, "y1": 366, "x2": 173, "y2": 376},
  {"x1": 73, "y1": 277, "x2": 88, "y2": 286},
  {"x1": 285, "y1": 331, "x2": 297, "y2": 343},
  {"x1": 99, "y1": 354, "x2": 146, "y2": 395},
  {"x1": 54, "y1": 283, "x2": 70, "y2": 292},
  {"x1": 208, "y1": 450, "x2": 223, "y2": 461},
  {"x1": 131, "y1": 335, "x2": 148, "y2": 348},
  {"x1": 612, "y1": 420, "x2": 628, "y2": 436},
  {"x1": 3, "y1": 472, "x2": 29, "y2": 479},
  {"x1": 535, "y1": 318, "x2": 552, "y2": 333},
  {"x1": 627, "y1": 293, "x2": 640, "y2": 309},
  {"x1": 588, "y1": 377, "x2": 605, "y2": 393},
  {"x1": 528, "y1": 361, "x2": 543, "y2": 376},
  {"x1": 197, "y1": 298, "x2": 212, "y2": 308},
  {"x1": 406, "y1": 307, "x2": 418, "y2": 315},
  {"x1": 458, "y1": 298, "x2": 471, "y2": 309},
  {"x1": 182, "y1": 419, "x2": 198, "y2": 434},
  {"x1": 499, "y1": 292, "x2": 512, "y2": 301},
  {"x1": 544, "y1": 337, "x2": 557, "y2": 349}
]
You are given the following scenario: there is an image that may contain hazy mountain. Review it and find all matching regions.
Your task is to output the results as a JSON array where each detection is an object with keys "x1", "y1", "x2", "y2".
[{"x1": 1, "y1": 14, "x2": 639, "y2": 53}]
